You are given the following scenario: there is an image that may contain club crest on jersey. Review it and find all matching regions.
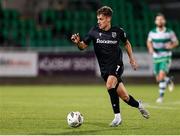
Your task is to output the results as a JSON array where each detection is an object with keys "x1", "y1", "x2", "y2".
[{"x1": 112, "y1": 32, "x2": 117, "y2": 38}]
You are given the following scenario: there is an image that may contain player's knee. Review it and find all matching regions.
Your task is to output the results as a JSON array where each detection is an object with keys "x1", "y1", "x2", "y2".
[
  {"x1": 106, "y1": 83, "x2": 115, "y2": 90},
  {"x1": 157, "y1": 75, "x2": 164, "y2": 82},
  {"x1": 158, "y1": 76, "x2": 164, "y2": 82},
  {"x1": 159, "y1": 72, "x2": 166, "y2": 80}
]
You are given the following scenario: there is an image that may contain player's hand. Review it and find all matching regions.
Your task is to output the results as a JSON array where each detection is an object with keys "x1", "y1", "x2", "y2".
[
  {"x1": 71, "y1": 33, "x2": 80, "y2": 44},
  {"x1": 165, "y1": 43, "x2": 173, "y2": 49},
  {"x1": 148, "y1": 49, "x2": 154, "y2": 55},
  {"x1": 129, "y1": 58, "x2": 138, "y2": 70}
]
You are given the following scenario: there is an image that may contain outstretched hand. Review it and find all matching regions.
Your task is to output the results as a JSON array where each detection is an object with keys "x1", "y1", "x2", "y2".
[{"x1": 71, "y1": 33, "x2": 80, "y2": 44}]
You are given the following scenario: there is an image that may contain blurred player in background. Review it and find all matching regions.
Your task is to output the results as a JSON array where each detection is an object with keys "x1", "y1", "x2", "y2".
[
  {"x1": 71, "y1": 6, "x2": 149, "y2": 127},
  {"x1": 147, "y1": 13, "x2": 179, "y2": 103}
]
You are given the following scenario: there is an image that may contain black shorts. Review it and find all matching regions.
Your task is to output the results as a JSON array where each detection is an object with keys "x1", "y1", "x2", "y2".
[{"x1": 101, "y1": 64, "x2": 124, "y2": 83}]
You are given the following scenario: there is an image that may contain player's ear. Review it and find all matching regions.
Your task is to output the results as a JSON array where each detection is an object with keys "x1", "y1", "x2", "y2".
[
  {"x1": 154, "y1": 16, "x2": 157, "y2": 25},
  {"x1": 107, "y1": 16, "x2": 111, "y2": 22},
  {"x1": 154, "y1": 19, "x2": 157, "y2": 25}
]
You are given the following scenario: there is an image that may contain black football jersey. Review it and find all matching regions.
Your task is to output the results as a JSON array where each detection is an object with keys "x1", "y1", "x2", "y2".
[{"x1": 83, "y1": 25, "x2": 127, "y2": 73}]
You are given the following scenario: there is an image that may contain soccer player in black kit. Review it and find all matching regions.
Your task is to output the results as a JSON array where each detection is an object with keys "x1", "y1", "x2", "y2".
[{"x1": 71, "y1": 6, "x2": 149, "y2": 127}]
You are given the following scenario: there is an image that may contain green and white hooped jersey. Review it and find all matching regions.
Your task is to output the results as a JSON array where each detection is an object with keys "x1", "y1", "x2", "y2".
[{"x1": 147, "y1": 27, "x2": 177, "y2": 63}]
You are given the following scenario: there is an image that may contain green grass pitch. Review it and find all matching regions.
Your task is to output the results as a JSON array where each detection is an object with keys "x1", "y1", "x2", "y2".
[{"x1": 0, "y1": 84, "x2": 180, "y2": 135}]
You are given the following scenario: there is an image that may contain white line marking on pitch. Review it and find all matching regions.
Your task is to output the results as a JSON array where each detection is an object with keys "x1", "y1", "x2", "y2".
[
  {"x1": 162, "y1": 101, "x2": 180, "y2": 105},
  {"x1": 143, "y1": 103, "x2": 177, "y2": 110}
]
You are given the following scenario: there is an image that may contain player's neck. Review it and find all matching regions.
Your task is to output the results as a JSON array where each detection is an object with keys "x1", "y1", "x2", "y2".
[
  {"x1": 103, "y1": 24, "x2": 111, "y2": 31},
  {"x1": 157, "y1": 26, "x2": 165, "y2": 32}
]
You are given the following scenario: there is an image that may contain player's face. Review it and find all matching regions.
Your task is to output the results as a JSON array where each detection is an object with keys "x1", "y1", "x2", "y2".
[
  {"x1": 97, "y1": 14, "x2": 111, "y2": 30},
  {"x1": 155, "y1": 16, "x2": 166, "y2": 28}
]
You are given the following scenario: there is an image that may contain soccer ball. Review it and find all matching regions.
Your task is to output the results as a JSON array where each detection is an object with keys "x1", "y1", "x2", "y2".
[{"x1": 67, "y1": 111, "x2": 84, "y2": 128}]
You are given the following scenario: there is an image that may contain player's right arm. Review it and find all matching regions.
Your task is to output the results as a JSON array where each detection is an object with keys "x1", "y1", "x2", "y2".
[
  {"x1": 147, "y1": 32, "x2": 154, "y2": 55},
  {"x1": 71, "y1": 27, "x2": 94, "y2": 50},
  {"x1": 147, "y1": 40, "x2": 154, "y2": 55},
  {"x1": 71, "y1": 33, "x2": 88, "y2": 50}
]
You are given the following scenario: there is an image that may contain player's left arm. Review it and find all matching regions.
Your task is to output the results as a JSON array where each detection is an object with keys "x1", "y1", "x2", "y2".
[
  {"x1": 165, "y1": 31, "x2": 179, "y2": 49},
  {"x1": 119, "y1": 28, "x2": 138, "y2": 70},
  {"x1": 124, "y1": 40, "x2": 138, "y2": 70}
]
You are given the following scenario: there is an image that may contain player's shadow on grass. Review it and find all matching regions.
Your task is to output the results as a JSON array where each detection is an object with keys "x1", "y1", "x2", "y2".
[
  {"x1": 87, "y1": 121, "x2": 108, "y2": 127},
  {"x1": 59, "y1": 122, "x2": 119, "y2": 135},
  {"x1": 59, "y1": 128, "x2": 113, "y2": 135}
]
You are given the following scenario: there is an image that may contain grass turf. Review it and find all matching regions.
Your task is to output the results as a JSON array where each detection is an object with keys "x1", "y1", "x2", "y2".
[{"x1": 0, "y1": 85, "x2": 180, "y2": 135}]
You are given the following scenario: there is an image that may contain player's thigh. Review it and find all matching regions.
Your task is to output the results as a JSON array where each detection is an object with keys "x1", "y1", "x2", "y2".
[
  {"x1": 160, "y1": 59, "x2": 171, "y2": 74},
  {"x1": 158, "y1": 60, "x2": 171, "y2": 81},
  {"x1": 153, "y1": 62, "x2": 160, "y2": 76},
  {"x1": 106, "y1": 75, "x2": 118, "y2": 89},
  {"x1": 116, "y1": 82, "x2": 129, "y2": 101},
  {"x1": 154, "y1": 62, "x2": 166, "y2": 81}
]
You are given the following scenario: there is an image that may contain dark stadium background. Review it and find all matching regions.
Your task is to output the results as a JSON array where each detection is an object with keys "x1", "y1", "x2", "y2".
[{"x1": 0, "y1": 0, "x2": 180, "y2": 84}]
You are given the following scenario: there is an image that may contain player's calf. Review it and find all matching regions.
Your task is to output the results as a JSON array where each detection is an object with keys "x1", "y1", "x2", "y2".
[{"x1": 123, "y1": 95, "x2": 139, "y2": 108}]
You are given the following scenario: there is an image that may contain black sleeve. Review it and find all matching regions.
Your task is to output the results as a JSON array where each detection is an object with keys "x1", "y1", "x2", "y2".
[
  {"x1": 82, "y1": 27, "x2": 94, "y2": 45},
  {"x1": 119, "y1": 28, "x2": 128, "y2": 43}
]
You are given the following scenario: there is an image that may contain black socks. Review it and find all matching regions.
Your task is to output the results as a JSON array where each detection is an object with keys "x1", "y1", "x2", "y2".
[
  {"x1": 108, "y1": 87, "x2": 139, "y2": 114},
  {"x1": 108, "y1": 88, "x2": 120, "y2": 114},
  {"x1": 124, "y1": 95, "x2": 139, "y2": 108}
]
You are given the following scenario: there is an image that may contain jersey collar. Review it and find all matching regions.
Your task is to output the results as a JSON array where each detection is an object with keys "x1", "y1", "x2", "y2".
[
  {"x1": 156, "y1": 27, "x2": 166, "y2": 33},
  {"x1": 97, "y1": 25, "x2": 112, "y2": 32}
]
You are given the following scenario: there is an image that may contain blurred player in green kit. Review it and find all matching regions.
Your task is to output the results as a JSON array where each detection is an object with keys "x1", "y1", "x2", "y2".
[{"x1": 147, "y1": 13, "x2": 179, "y2": 103}]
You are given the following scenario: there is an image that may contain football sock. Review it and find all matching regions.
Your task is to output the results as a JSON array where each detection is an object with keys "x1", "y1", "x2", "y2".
[
  {"x1": 159, "y1": 80, "x2": 167, "y2": 97},
  {"x1": 124, "y1": 95, "x2": 139, "y2": 108},
  {"x1": 108, "y1": 88, "x2": 120, "y2": 114},
  {"x1": 115, "y1": 113, "x2": 121, "y2": 119}
]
